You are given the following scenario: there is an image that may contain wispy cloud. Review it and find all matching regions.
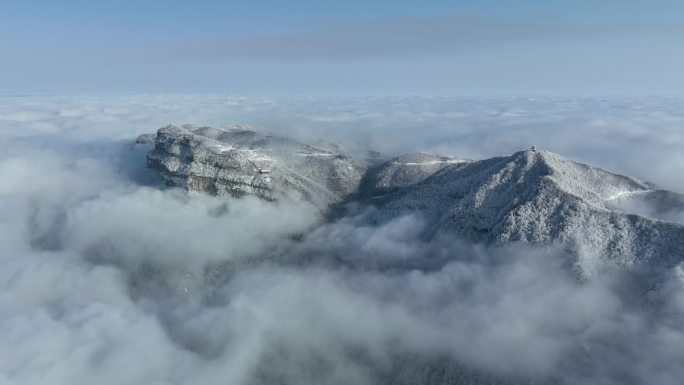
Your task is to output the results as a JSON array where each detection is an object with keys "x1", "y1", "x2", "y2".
[{"x1": 138, "y1": 17, "x2": 684, "y2": 62}]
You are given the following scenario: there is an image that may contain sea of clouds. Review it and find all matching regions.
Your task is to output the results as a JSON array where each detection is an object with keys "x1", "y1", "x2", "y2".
[{"x1": 1, "y1": 94, "x2": 683, "y2": 385}]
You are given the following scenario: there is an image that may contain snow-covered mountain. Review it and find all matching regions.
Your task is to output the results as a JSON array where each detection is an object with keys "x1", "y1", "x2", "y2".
[
  {"x1": 144, "y1": 126, "x2": 684, "y2": 268},
  {"x1": 145, "y1": 124, "x2": 369, "y2": 204},
  {"x1": 372, "y1": 149, "x2": 684, "y2": 269}
]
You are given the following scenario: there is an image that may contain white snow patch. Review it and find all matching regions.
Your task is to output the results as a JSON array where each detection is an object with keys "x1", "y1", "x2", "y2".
[
  {"x1": 391, "y1": 160, "x2": 464, "y2": 166},
  {"x1": 215, "y1": 145, "x2": 235, "y2": 153},
  {"x1": 605, "y1": 190, "x2": 652, "y2": 201}
]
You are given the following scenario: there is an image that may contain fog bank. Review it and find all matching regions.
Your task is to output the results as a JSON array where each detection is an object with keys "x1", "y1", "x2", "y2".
[{"x1": 1, "y1": 94, "x2": 683, "y2": 385}]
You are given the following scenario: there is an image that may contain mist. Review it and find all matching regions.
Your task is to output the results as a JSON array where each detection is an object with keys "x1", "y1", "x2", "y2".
[{"x1": 1, "y1": 94, "x2": 683, "y2": 385}]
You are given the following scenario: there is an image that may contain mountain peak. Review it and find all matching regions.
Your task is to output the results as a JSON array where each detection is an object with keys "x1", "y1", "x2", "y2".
[{"x1": 374, "y1": 150, "x2": 682, "y2": 271}]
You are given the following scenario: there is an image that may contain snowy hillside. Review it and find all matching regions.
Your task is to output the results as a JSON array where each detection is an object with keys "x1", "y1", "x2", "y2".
[
  {"x1": 372, "y1": 149, "x2": 684, "y2": 270},
  {"x1": 358, "y1": 152, "x2": 466, "y2": 197}
]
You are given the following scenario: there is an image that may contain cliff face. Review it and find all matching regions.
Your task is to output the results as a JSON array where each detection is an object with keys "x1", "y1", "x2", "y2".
[{"x1": 146, "y1": 124, "x2": 369, "y2": 204}]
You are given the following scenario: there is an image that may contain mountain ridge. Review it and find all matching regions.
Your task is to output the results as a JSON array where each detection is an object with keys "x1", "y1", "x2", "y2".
[
  {"x1": 373, "y1": 149, "x2": 683, "y2": 270},
  {"x1": 139, "y1": 125, "x2": 684, "y2": 270}
]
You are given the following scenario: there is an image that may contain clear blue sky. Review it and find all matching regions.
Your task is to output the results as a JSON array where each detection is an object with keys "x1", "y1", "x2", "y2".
[{"x1": 1, "y1": 0, "x2": 683, "y2": 94}]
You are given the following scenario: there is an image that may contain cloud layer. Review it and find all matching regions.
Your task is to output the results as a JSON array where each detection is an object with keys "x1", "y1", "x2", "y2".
[
  {"x1": 149, "y1": 17, "x2": 684, "y2": 62},
  {"x1": 1, "y1": 94, "x2": 683, "y2": 385}
]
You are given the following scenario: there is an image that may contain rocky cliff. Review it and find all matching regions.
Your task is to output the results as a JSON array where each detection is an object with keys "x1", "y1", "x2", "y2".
[{"x1": 146, "y1": 124, "x2": 369, "y2": 204}]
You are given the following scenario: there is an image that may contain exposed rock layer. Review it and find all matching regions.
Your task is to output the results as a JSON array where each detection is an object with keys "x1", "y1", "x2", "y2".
[{"x1": 147, "y1": 124, "x2": 368, "y2": 204}]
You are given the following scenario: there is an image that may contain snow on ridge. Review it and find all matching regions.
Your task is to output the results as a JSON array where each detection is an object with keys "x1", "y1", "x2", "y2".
[
  {"x1": 145, "y1": 125, "x2": 683, "y2": 272},
  {"x1": 391, "y1": 159, "x2": 465, "y2": 166},
  {"x1": 373, "y1": 149, "x2": 683, "y2": 272},
  {"x1": 605, "y1": 190, "x2": 651, "y2": 201},
  {"x1": 537, "y1": 151, "x2": 650, "y2": 212}
]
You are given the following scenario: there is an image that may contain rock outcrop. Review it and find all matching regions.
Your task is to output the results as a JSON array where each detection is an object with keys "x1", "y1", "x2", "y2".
[
  {"x1": 146, "y1": 124, "x2": 369, "y2": 204},
  {"x1": 135, "y1": 133, "x2": 156, "y2": 145}
]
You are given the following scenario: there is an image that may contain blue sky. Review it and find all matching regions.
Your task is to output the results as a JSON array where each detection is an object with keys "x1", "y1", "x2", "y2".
[{"x1": 1, "y1": 0, "x2": 683, "y2": 94}]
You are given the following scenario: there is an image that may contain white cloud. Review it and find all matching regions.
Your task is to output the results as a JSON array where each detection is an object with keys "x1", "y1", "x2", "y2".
[{"x1": 0, "y1": 94, "x2": 683, "y2": 384}]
